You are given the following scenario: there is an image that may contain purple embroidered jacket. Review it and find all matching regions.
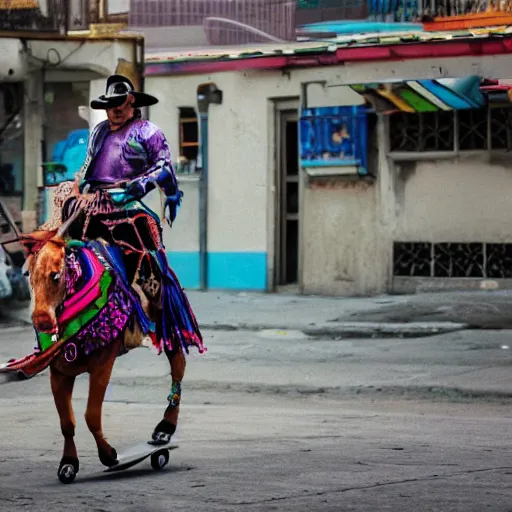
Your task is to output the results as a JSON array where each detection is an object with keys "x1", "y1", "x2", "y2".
[{"x1": 81, "y1": 118, "x2": 182, "y2": 223}]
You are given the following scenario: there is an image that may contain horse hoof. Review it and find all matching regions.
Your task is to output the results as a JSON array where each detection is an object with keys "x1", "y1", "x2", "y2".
[
  {"x1": 98, "y1": 446, "x2": 118, "y2": 468},
  {"x1": 151, "y1": 419, "x2": 176, "y2": 445},
  {"x1": 150, "y1": 432, "x2": 171, "y2": 445},
  {"x1": 58, "y1": 457, "x2": 79, "y2": 484},
  {"x1": 58, "y1": 464, "x2": 76, "y2": 484}
]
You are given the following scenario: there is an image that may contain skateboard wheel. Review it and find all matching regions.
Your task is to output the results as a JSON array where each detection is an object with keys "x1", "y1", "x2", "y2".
[
  {"x1": 151, "y1": 449, "x2": 169, "y2": 471},
  {"x1": 58, "y1": 464, "x2": 77, "y2": 484}
]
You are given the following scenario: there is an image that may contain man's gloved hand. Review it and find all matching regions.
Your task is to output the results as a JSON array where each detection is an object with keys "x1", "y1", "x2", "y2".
[{"x1": 164, "y1": 191, "x2": 184, "y2": 225}]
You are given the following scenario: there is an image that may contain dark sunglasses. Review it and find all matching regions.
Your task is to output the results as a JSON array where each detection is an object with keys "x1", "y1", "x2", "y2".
[{"x1": 106, "y1": 81, "x2": 133, "y2": 97}]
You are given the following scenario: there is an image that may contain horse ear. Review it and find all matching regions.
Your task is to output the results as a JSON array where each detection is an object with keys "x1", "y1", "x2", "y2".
[{"x1": 19, "y1": 230, "x2": 58, "y2": 256}]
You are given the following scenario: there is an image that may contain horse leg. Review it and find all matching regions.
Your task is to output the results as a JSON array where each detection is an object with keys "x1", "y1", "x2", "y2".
[
  {"x1": 152, "y1": 346, "x2": 186, "y2": 444},
  {"x1": 50, "y1": 366, "x2": 79, "y2": 483},
  {"x1": 85, "y1": 345, "x2": 119, "y2": 467}
]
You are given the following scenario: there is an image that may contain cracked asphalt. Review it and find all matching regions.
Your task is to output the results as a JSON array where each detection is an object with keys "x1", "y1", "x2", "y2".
[{"x1": 2, "y1": 324, "x2": 512, "y2": 511}]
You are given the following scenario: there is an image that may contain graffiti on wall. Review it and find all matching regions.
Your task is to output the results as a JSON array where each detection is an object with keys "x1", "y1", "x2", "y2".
[{"x1": 299, "y1": 105, "x2": 368, "y2": 174}]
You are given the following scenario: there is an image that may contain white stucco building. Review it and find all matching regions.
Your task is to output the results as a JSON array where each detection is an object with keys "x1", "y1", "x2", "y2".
[{"x1": 142, "y1": 32, "x2": 512, "y2": 296}]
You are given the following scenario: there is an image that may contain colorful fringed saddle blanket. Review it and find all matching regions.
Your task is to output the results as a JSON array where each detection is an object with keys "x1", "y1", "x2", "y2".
[
  {"x1": 0, "y1": 237, "x2": 205, "y2": 379},
  {"x1": 0, "y1": 240, "x2": 155, "y2": 378},
  {"x1": 44, "y1": 240, "x2": 156, "y2": 361}
]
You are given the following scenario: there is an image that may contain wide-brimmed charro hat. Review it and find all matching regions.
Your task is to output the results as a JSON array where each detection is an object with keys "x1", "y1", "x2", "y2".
[{"x1": 90, "y1": 74, "x2": 158, "y2": 110}]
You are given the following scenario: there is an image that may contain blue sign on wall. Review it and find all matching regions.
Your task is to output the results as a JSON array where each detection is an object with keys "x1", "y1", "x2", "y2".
[
  {"x1": 299, "y1": 105, "x2": 368, "y2": 174},
  {"x1": 44, "y1": 129, "x2": 89, "y2": 186}
]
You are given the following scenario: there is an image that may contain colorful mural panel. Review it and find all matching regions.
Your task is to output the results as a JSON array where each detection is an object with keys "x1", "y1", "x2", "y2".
[{"x1": 299, "y1": 105, "x2": 368, "y2": 174}]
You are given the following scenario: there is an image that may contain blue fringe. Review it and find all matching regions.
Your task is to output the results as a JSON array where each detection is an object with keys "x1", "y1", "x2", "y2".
[
  {"x1": 73, "y1": 241, "x2": 203, "y2": 355},
  {"x1": 155, "y1": 250, "x2": 204, "y2": 354}
]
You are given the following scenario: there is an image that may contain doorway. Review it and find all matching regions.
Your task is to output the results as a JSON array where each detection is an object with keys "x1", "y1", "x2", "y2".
[{"x1": 275, "y1": 107, "x2": 300, "y2": 289}]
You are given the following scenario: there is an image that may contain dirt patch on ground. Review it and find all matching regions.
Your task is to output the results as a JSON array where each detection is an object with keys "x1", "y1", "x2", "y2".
[{"x1": 344, "y1": 301, "x2": 512, "y2": 329}]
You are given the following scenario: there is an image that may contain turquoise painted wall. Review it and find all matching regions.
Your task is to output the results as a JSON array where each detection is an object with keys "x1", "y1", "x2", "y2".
[{"x1": 167, "y1": 251, "x2": 267, "y2": 290}]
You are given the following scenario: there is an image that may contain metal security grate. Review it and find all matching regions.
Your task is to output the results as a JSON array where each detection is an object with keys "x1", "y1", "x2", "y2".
[
  {"x1": 389, "y1": 107, "x2": 512, "y2": 153},
  {"x1": 393, "y1": 242, "x2": 512, "y2": 278},
  {"x1": 389, "y1": 111, "x2": 454, "y2": 152}
]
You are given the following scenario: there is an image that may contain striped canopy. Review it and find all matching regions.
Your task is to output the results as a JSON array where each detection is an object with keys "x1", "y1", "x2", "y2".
[{"x1": 350, "y1": 76, "x2": 511, "y2": 113}]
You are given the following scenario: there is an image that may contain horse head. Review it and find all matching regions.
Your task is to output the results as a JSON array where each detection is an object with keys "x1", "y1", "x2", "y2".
[{"x1": 20, "y1": 211, "x2": 80, "y2": 334}]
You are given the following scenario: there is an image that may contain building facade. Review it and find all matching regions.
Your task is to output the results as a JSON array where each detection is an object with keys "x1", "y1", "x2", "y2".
[
  {"x1": 0, "y1": 0, "x2": 143, "y2": 232},
  {"x1": 144, "y1": 32, "x2": 512, "y2": 295},
  {"x1": 0, "y1": 33, "x2": 144, "y2": 233}
]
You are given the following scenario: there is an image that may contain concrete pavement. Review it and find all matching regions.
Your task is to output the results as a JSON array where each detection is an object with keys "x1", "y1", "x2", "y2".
[
  {"x1": 2, "y1": 325, "x2": 512, "y2": 510},
  {"x1": 3, "y1": 291, "x2": 512, "y2": 510},
  {"x1": 9, "y1": 288, "x2": 512, "y2": 336},
  {"x1": 186, "y1": 289, "x2": 512, "y2": 332},
  {"x1": 3, "y1": 389, "x2": 512, "y2": 511},
  {"x1": 1, "y1": 323, "x2": 512, "y2": 399},
  {"x1": 3, "y1": 289, "x2": 512, "y2": 397}
]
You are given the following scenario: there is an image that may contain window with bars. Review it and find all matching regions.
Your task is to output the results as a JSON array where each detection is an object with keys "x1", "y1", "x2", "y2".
[
  {"x1": 393, "y1": 241, "x2": 512, "y2": 279},
  {"x1": 389, "y1": 106, "x2": 512, "y2": 153},
  {"x1": 389, "y1": 111, "x2": 454, "y2": 152},
  {"x1": 177, "y1": 107, "x2": 200, "y2": 174}
]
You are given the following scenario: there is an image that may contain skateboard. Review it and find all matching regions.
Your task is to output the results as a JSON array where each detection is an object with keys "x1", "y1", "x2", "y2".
[
  {"x1": 104, "y1": 440, "x2": 179, "y2": 473},
  {"x1": 57, "y1": 440, "x2": 179, "y2": 483}
]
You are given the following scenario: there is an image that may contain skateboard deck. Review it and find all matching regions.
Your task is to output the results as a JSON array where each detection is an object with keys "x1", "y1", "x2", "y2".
[{"x1": 104, "y1": 441, "x2": 179, "y2": 473}]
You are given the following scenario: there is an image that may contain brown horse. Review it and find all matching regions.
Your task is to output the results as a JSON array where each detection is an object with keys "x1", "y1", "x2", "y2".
[{"x1": 20, "y1": 213, "x2": 185, "y2": 484}]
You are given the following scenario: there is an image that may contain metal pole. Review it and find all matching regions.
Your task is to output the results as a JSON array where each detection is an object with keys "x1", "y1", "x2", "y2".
[
  {"x1": 197, "y1": 82, "x2": 222, "y2": 291},
  {"x1": 199, "y1": 112, "x2": 208, "y2": 291}
]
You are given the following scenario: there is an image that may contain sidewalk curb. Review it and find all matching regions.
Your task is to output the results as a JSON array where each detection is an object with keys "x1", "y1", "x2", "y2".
[
  {"x1": 109, "y1": 378, "x2": 512, "y2": 401},
  {"x1": 201, "y1": 321, "x2": 468, "y2": 338},
  {"x1": 2, "y1": 309, "x2": 468, "y2": 338}
]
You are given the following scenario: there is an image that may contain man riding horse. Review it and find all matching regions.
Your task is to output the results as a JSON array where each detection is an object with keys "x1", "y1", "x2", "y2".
[{"x1": 44, "y1": 74, "x2": 204, "y2": 445}]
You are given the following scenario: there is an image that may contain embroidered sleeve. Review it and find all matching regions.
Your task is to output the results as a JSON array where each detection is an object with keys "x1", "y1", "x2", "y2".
[{"x1": 122, "y1": 128, "x2": 183, "y2": 224}]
